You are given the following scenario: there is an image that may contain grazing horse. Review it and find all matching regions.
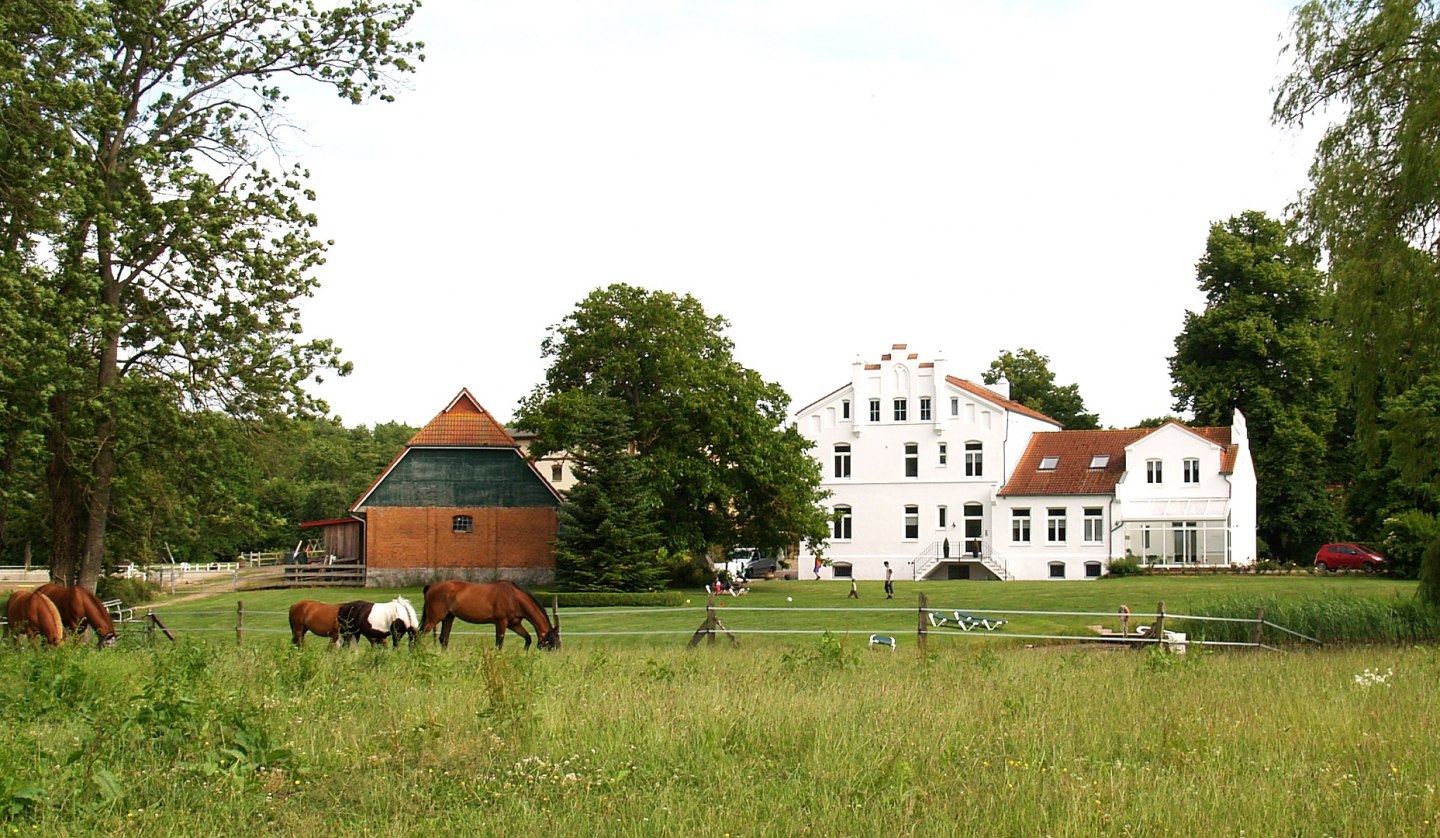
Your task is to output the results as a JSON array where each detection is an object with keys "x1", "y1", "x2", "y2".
[
  {"x1": 34, "y1": 583, "x2": 118, "y2": 648},
  {"x1": 288, "y1": 599, "x2": 343, "y2": 646},
  {"x1": 421, "y1": 580, "x2": 559, "y2": 650},
  {"x1": 5, "y1": 590, "x2": 65, "y2": 646},
  {"x1": 336, "y1": 596, "x2": 419, "y2": 648}
]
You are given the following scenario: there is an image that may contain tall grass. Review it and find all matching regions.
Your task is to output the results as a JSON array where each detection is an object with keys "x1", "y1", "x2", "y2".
[
  {"x1": 1182, "y1": 592, "x2": 1440, "y2": 645},
  {"x1": 3, "y1": 637, "x2": 1439, "y2": 835}
]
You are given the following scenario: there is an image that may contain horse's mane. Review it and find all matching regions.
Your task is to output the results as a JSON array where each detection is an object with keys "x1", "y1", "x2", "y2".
[{"x1": 508, "y1": 582, "x2": 553, "y2": 631}]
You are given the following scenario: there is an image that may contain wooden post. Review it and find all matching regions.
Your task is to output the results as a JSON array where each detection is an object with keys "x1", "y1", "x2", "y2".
[
  {"x1": 232, "y1": 565, "x2": 239, "y2": 592},
  {"x1": 146, "y1": 608, "x2": 155, "y2": 643},
  {"x1": 1250, "y1": 606, "x2": 1265, "y2": 648},
  {"x1": 552, "y1": 596, "x2": 562, "y2": 650},
  {"x1": 1153, "y1": 601, "x2": 1165, "y2": 644},
  {"x1": 236, "y1": 600, "x2": 244, "y2": 646},
  {"x1": 917, "y1": 592, "x2": 928, "y2": 652},
  {"x1": 688, "y1": 593, "x2": 738, "y2": 648},
  {"x1": 23, "y1": 541, "x2": 31, "y2": 571}
]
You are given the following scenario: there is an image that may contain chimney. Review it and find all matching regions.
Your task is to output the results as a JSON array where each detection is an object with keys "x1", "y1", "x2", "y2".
[{"x1": 991, "y1": 375, "x2": 1011, "y2": 400}]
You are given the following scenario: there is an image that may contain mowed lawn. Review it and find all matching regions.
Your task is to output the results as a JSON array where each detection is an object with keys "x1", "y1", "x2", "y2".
[{"x1": 134, "y1": 573, "x2": 1419, "y2": 650}]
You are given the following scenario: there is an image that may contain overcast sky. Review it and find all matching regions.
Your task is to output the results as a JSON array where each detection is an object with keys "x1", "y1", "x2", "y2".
[{"x1": 290, "y1": 0, "x2": 1319, "y2": 430}]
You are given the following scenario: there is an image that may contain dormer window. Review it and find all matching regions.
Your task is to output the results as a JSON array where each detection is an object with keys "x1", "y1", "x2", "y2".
[
  {"x1": 1089, "y1": 455, "x2": 1110, "y2": 469},
  {"x1": 1039, "y1": 455, "x2": 1060, "y2": 470}
]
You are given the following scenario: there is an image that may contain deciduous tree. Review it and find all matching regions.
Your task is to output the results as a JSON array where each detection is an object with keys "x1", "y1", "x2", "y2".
[
  {"x1": 1, "y1": 0, "x2": 422, "y2": 588},
  {"x1": 516, "y1": 284, "x2": 829, "y2": 568},
  {"x1": 1169, "y1": 211, "x2": 1342, "y2": 560},
  {"x1": 983, "y1": 348, "x2": 1100, "y2": 429}
]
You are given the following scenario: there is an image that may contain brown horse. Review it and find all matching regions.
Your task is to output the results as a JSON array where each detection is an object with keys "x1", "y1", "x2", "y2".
[
  {"x1": 420, "y1": 580, "x2": 559, "y2": 650},
  {"x1": 35, "y1": 583, "x2": 118, "y2": 648},
  {"x1": 288, "y1": 599, "x2": 344, "y2": 646},
  {"x1": 5, "y1": 590, "x2": 65, "y2": 646}
]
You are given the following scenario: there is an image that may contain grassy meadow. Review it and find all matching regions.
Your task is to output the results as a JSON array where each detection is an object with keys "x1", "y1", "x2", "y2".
[{"x1": 3, "y1": 575, "x2": 1438, "y2": 835}]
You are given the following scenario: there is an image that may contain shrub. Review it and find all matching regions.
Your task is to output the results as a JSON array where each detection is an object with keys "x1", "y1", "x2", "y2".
[
  {"x1": 1382, "y1": 509, "x2": 1440, "y2": 579},
  {"x1": 546, "y1": 591, "x2": 685, "y2": 608},
  {"x1": 1104, "y1": 557, "x2": 1141, "y2": 577},
  {"x1": 96, "y1": 575, "x2": 159, "y2": 605}
]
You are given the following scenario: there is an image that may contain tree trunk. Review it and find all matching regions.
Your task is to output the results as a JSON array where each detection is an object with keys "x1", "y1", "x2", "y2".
[
  {"x1": 46, "y1": 393, "x2": 83, "y2": 586},
  {"x1": 80, "y1": 231, "x2": 124, "y2": 593}
]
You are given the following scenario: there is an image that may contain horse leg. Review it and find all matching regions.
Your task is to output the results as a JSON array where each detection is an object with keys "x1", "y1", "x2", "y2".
[
  {"x1": 439, "y1": 614, "x2": 455, "y2": 649},
  {"x1": 510, "y1": 620, "x2": 533, "y2": 650},
  {"x1": 494, "y1": 622, "x2": 507, "y2": 649}
]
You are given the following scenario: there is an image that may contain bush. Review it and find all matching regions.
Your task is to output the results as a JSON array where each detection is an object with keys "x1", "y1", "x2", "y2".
[
  {"x1": 1382, "y1": 509, "x2": 1440, "y2": 579},
  {"x1": 1104, "y1": 557, "x2": 1141, "y2": 577},
  {"x1": 96, "y1": 575, "x2": 159, "y2": 605},
  {"x1": 546, "y1": 591, "x2": 686, "y2": 608}
]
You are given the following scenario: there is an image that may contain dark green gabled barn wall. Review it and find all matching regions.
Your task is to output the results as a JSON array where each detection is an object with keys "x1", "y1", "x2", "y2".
[{"x1": 365, "y1": 448, "x2": 559, "y2": 508}]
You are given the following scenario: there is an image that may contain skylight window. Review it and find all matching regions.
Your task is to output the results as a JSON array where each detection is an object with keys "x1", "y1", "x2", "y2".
[
  {"x1": 1089, "y1": 455, "x2": 1110, "y2": 468},
  {"x1": 1038, "y1": 455, "x2": 1060, "y2": 470}
]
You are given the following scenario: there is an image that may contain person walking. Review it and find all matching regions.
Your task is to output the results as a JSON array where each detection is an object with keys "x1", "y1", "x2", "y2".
[
  {"x1": 814, "y1": 557, "x2": 823, "y2": 580},
  {"x1": 884, "y1": 561, "x2": 894, "y2": 599}
]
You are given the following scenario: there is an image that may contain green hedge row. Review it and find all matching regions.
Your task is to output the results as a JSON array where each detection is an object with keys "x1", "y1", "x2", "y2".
[{"x1": 538, "y1": 591, "x2": 687, "y2": 608}]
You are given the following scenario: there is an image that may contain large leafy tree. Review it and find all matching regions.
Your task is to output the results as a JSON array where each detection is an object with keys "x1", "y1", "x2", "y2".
[
  {"x1": 1276, "y1": 0, "x2": 1440, "y2": 455},
  {"x1": 1276, "y1": 1, "x2": 1440, "y2": 575},
  {"x1": 0, "y1": 0, "x2": 422, "y2": 588},
  {"x1": 983, "y1": 348, "x2": 1100, "y2": 429},
  {"x1": 1169, "y1": 211, "x2": 1342, "y2": 560},
  {"x1": 516, "y1": 284, "x2": 830, "y2": 569}
]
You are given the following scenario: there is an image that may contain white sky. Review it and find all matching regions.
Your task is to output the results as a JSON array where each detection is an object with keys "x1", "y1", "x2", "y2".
[{"x1": 291, "y1": 0, "x2": 1320, "y2": 430}]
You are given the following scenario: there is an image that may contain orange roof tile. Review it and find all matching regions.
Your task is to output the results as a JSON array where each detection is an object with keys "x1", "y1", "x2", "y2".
[
  {"x1": 946, "y1": 376, "x2": 1061, "y2": 427},
  {"x1": 406, "y1": 389, "x2": 516, "y2": 447}
]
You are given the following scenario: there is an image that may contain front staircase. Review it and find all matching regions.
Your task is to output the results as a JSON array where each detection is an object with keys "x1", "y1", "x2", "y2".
[{"x1": 912, "y1": 540, "x2": 1012, "y2": 581}]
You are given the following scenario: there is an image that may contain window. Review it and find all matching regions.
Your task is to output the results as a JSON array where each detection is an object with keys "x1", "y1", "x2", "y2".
[
  {"x1": 1089, "y1": 454, "x2": 1110, "y2": 468},
  {"x1": 833, "y1": 443, "x2": 851, "y2": 478},
  {"x1": 869, "y1": 399, "x2": 881, "y2": 422},
  {"x1": 893, "y1": 398, "x2": 908, "y2": 421},
  {"x1": 950, "y1": 397, "x2": 959, "y2": 417},
  {"x1": 831, "y1": 562, "x2": 853, "y2": 578},
  {"x1": 937, "y1": 506, "x2": 948, "y2": 529},
  {"x1": 1047, "y1": 508, "x2": 1067, "y2": 543},
  {"x1": 550, "y1": 463, "x2": 564, "y2": 482},
  {"x1": 904, "y1": 505, "x2": 919, "y2": 540},
  {"x1": 919, "y1": 397, "x2": 932, "y2": 420},
  {"x1": 904, "y1": 443, "x2": 918, "y2": 477},
  {"x1": 841, "y1": 399, "x2": 850, "y2": 419},
  {"x1": 452, "y1": 515, "x2": 473, "y2": 533},
  {"x1": 832, "y1": 506, "x2": 852, "y2": 540},
  {"x1": 1172, "y1": 521, "x2": 1198, "y2": 563},
  {"x1": 965, "y1": 441, "x2": 983, "y2": 476},
  {"x1": 1083, "y1": 507, "x2": 1103, "y2": 543},
  {"x1": 1039, "y1": 455, "x2": 1059, "y2": 470},
  {"x1": 1085, "y1": 561, "x2": 1103, "y2": 578},
  {"x1": 1012, "y1": 508, "x2": 1031, "y2": 543},
  {"x1": 938, "y1": 442, "x2": 948, "y2": 466},
  {"x1": 1049, "y1": 561, "x2": 1066, "y2": 579},
  {"x1": 1147, "y1": 459, "x2": 1162, "y2": 484},
  {"x1": 1183, "y1": 458, "x2": 1200, "y2": 484}
]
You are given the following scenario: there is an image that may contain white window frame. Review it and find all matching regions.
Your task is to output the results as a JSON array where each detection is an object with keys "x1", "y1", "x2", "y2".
[
  {"x1": 904, "y1": 505, "x2": 919, "y2": 540},
  {"x1": 869, "y1": 399, "x2": 881, "y2": 422},
  {"x1": 1047, "y1": 508, "x2": 1067, "y2": 543},
  {"x1": 1147, "y1": 459, "x2": 1162, "y2": 484},
  {"x1": 1183, "y1": 457, "x2": 1200, "y2": 484},
  {"x1": 893, "y1": 398, "x2": 908, "y2": 421},
  {"x1": 832, "y1": 506, "x2": 852, "y2": 540},
  {"x1": 1011, "y1": 508, "x2": 1031, "y2": 544},
  {"x1": 964, "y1": 441, "x2": 983, "y2": 476},
  {"x1": 833, "y1": 443, "x2": 851, "y2": 479},
  {"x1": 919, "y1": 397, "x2": 932, "y2": 421},
  {"x1": 937, "y1": 442, "x2": 947, "y2": 466},
  {"x1": 1083, "y1": 507, "x2": 1103, "y2": 543},
  {"x1": 904, "y1": 443, "x2": 918, "y2": 477}
]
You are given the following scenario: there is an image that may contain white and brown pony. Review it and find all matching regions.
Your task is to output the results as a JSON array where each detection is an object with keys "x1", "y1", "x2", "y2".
[{"x1": 337, "y1": 596, "x2": 419, "y2": 648}]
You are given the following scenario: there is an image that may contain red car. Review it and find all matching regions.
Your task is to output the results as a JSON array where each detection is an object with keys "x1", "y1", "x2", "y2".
[{"x1": 1314, "y1": 543, "x2": 1385, "y2": 572}]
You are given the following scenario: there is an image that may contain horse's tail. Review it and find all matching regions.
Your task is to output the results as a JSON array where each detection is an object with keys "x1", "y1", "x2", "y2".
[{"x1": 35, "y1": 593, "x2": 64, "y2": 645}]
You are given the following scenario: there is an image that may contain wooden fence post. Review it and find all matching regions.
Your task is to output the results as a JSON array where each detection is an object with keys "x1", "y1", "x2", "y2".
[
  {"x1": 917, "y1": 592, "x2": 928, "y2": 652},
  {"x1": 236, "y1": 600, "x2": 244, "y2": 646},
  {"x1": 146, "y1": 608, "x2": 155, "y2": 643},
  {"x1": 552, "y1": 596, "x2": 562, "y2": 650},
  {"x1": 1250, "y1": 606, "x2": 1265, "y2": 648},
  {"x1": 1153, "y1": 601, "x2": 1165, "y2": 645}
]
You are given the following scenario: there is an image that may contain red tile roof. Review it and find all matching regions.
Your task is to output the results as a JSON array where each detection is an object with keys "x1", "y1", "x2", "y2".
[
  {"x1": 1000, "y1": 423, "x2": 1237, "y2": 496},
  {"x1": 946, "y1": 376, "x2": 1061, "y2": 427},
  {"x1": 406, "y1": 388, "x2": 516, "y2": 447}
]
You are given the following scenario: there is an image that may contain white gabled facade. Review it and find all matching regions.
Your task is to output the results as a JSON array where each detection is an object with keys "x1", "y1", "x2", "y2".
[
  {"x1": 795, "y1": 345, "x2": 1258, "y2": 581},
  {"x1": 792, "y1": 344, "x2": 1061, "y2": 582}
]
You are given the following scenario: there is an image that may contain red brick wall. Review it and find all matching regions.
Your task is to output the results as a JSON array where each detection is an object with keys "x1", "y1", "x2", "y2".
[{"x1": 366, "y1": 506, "x2": 556, "y2": 572}]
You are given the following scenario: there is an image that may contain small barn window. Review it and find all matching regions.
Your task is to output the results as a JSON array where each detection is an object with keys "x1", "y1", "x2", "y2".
[
  {"x1": 550, "y1": 463, "x2": 564, "y2": 482},
  {"x1": 453, "y1": 515, "x2": 473, "y2": 533}
]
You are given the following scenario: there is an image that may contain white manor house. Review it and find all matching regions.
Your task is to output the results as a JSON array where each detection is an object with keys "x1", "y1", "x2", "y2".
[{"x1": 792, "y1": 345, "x2": 1257, "y2": 581}]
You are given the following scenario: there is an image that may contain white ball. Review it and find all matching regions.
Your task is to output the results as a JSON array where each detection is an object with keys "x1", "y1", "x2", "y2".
[{"x1": 786, "y1": 596, "x2": 793, "y2": 602}]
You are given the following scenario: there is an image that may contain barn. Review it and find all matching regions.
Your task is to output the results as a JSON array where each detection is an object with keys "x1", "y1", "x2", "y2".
[{"x1": 306, "y1": 389, "x2": 561, "y2": 587}]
